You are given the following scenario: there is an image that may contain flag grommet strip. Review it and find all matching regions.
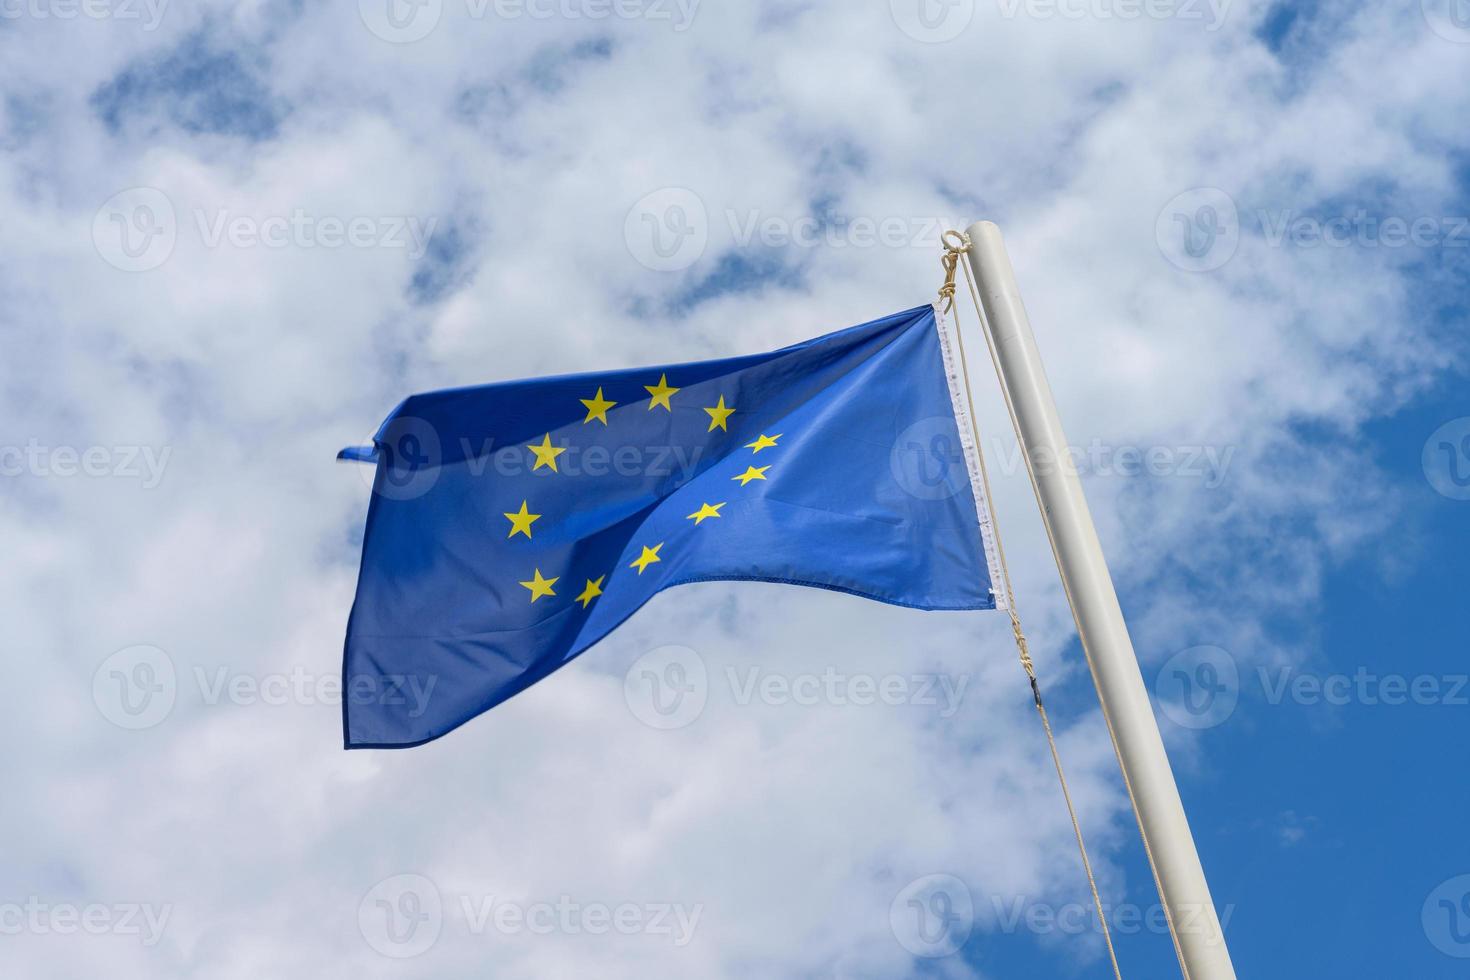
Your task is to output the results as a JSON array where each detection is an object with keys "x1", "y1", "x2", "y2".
[{"x1": 934, "y1": 301, "x2": 1006, "y2": 611}]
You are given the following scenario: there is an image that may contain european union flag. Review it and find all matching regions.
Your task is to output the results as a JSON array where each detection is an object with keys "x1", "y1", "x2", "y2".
[{"x1": 340, "y1": 304, "x2": 1002, "y2": 748}]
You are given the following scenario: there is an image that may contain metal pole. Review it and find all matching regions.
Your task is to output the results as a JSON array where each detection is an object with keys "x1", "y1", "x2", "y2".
[{"x1": 961, "y1": 221, "x2": 1237, "y2": 980}]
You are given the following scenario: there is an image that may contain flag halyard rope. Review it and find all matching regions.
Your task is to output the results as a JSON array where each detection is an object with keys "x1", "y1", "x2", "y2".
[
  {"x1": 948, "y1": 231, "x2": 1199, "y2": 979},
  {"x1": 938, "y1": 230, "x2": 1126, "y2": 980}
]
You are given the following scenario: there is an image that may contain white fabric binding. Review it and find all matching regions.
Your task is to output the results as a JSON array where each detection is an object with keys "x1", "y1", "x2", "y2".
[{"x1": 932, "y1": 301, "x2": 1007, "y2": 611}]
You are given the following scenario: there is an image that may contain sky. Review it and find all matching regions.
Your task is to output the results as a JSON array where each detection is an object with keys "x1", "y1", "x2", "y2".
[{"x1": 2, "y1": 0, "x2": 1468, "y2": 977}]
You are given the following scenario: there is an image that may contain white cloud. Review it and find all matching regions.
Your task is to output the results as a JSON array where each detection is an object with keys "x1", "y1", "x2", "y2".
[{"x1": 2, "y1": 0, "x2": 1465, "y2": 975}]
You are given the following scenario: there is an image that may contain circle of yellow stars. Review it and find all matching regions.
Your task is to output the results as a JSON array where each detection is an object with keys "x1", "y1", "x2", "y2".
[{"x1": 499, "y1": 376, "x2": 785, "y2": 608}]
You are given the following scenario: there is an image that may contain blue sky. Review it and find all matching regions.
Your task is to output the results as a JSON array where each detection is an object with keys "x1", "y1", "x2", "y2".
[
  {"x1": 1073, "y1": 383, "x2": 1470, "y2": 980},
  {"x1": 2, "y1": 0, "x2": 1468, "y2": 977}
]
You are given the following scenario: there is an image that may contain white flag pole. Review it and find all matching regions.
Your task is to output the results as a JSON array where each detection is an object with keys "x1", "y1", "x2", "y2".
[{"x1": 960, "y1": 221, "x2": 1237, "y2": 980}]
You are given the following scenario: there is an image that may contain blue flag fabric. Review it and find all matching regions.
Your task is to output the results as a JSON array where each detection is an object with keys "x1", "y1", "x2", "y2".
[{"x1": 341, "y1": 304, "x2": 1002, "y2": 748}]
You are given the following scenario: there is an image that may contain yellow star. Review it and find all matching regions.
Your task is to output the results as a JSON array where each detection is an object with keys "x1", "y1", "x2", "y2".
[
  {"x1": 575, "y1": 576, "x2": 605, "y2": 609},
  {"x1": 580, "y1": 387, "x2": 616, "y2": 425},
  {"x1": 519, "y1": 568, "x2": 558, "y2": 602},
  {"x1": 686, "y1": 502, "x2": 725, "y2": 525},
  {"x1": 503, "y1": 500, "x2": 541, "y2": 539},
  {"x1": 645, "y1": 374, "x2": 680, "y2": 411},
  {"x1": 745, "y1": 433, "x2": 781, "y2": 453},
  {"x1": 527, "y1": 433, "x2": 567, "y2": 472},
  {"x1": 703, "y1": 395, "x2": 736, "y2": 432},
  {"x1": 731, "y1": 465, "x2": 769, "y2": 486},
  {"x1": 629, "y1": 543, "x2": 664, "y2": 574}
]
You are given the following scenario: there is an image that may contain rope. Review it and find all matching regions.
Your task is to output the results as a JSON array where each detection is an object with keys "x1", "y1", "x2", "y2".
[
  {"x1": 946, "y1": 232, "x2": 1195, "y2": 978},
  {"x1": 938, "y1": 241, "x2": 961, "y2": 314},
  {"x1": 938, "y1": 230, "x2": 1124, "y2": 980}
]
